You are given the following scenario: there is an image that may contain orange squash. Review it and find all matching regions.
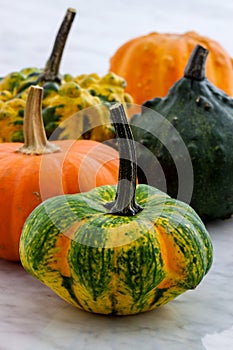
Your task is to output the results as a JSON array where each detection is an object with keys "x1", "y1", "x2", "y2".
[
  {"x1": 0, "y1": 86, "x2": 119, "y2": 261},
  {"x1": 109, "y1": 31, "x2": 233, "y2": 104}
]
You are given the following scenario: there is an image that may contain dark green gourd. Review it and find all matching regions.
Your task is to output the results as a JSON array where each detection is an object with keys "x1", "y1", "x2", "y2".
[{"x1": 130, "y1": 44, "x2": 233, "y2": 220}]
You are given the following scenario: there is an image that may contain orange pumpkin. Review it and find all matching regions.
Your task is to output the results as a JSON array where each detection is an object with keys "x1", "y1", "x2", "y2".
[
  {"x1": 0, "y1": 86, "x2": 119, "y2": 261},
  {"x1": 109, "y1": 31, "x2": 233, "y2": 104}
]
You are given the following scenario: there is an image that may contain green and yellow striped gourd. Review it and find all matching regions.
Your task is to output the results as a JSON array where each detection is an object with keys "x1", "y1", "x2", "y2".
[{"x1": 19, "y1": 103, "x2": 213, "y2": 316}]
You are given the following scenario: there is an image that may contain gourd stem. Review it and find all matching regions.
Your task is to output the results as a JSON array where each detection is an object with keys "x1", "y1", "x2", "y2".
[
  {"x1": 38, "y1": 8, "x2": 76, "y2": 83},
  {"x1": 16, "y1": 86, "x2": 61, "y2": 155},
  {"x1": 184, "y1": 44, "x2": 208, "y2": 81},
  {"x1": 105, "y1": 103, "x2": 142, "y2": 216}
]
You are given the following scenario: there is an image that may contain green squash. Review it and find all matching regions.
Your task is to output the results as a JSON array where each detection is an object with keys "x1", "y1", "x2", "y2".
[
  {"x1": 19, "y1": 103, "x2": 213, "y2": 316},
  {"x1": 130, "y1": 45, "x2": 233, "y2": 221}
]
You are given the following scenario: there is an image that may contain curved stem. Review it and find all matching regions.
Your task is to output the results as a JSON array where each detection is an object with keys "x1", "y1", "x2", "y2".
[
  {"x1": 38, "y1": 8, "x2": 76, "y2": 83},
  {"x1": 184, "y1": 44, "x2": 208, "y2": 81},
  {"x1": 105, "y1": 103, "x2": 142, "y2": 216},
  {"x1": 16, "y1": 86, "x2": 61, "y2": 155},
  {"x1": 16, "y1": 8, "x2": 76, "y2": 95}
]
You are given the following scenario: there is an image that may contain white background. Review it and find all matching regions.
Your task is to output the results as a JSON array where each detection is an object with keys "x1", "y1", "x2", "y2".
[{"x1": 1, "y1": 0, "x2": 233, "y2": 77}]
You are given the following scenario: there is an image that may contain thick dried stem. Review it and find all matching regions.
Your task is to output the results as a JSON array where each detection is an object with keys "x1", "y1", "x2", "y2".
[
  {"x1": 105, "y1": 103, "x2": 142, "y2": 216},
  {"x1": 184, "y1": 44, "x2": 208, "y2": 81},
  {"x1": 16, "y1": 86, "x2": 61, "y2": 155},
  {"x1": 38, "y1": 8, "x2": 76, "y2": 83}
]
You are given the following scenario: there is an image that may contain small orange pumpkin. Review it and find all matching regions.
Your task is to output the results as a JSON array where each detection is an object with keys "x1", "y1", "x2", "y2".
[
  {"x1": 109, "y1": 31, "x2": 233, "y2": 104},
  {"x1": 0, "y1": 86, "x2": 119, "y2": 261}
]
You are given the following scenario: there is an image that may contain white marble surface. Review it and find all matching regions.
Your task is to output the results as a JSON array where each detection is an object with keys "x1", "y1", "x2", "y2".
[
  {"x1": 0, "y1": 218, "x2": 232, "y2": 350},
  {"x1": 0, "y1": 0, "x2": 233, "y2": 349}
]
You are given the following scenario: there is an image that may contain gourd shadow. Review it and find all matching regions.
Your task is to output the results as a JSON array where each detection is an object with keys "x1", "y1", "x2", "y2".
[
  {"x1": 28, "y1": 301, "x2": 187, "y2": 349},
  {"x1": 29, "y1": 283, "x2": 232, "y2": 350}
]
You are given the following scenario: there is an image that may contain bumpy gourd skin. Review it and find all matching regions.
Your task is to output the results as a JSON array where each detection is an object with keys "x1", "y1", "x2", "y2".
[
  {"x1": 19, "y1": 184, "x2": 213, "y2": 316},
  {"x1": 131, "y1": 77, "x2": 233, "y2": 220},
  {"x1": 0, "y1": 68, "x2": 41, "y2": 95},
  {"x1": 0, "y1": 69, "x2": 133, "y2": 142}
]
